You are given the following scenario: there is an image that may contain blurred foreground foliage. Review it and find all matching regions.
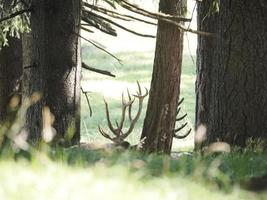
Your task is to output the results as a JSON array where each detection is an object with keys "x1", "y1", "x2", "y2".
[{"x1": 0, "y1": 132, "x2": 267, "y2": 199}]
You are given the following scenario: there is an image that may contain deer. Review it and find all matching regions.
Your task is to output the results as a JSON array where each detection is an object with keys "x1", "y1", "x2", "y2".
[{"x1": 98, "y1": 81, "x2": 148, "y2": 149}]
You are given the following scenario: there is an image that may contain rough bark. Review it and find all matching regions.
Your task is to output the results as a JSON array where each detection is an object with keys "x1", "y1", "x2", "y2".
[
  {"x1": 140, "y1": 0, "x2": 185, "y2": 154},
  {"x1": 22, "y1": 0, "x2": 81, "y2": 146},
  {"x1": 196, "y1": 0, "x2": 267, "y2": 148},
  {"x1": 0, "y1": 37, "x2": 22, "y2": 122}
]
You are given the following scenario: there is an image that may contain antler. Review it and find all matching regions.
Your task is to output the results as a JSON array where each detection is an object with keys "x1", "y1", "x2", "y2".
[
  {"x1": 98, "y1": 81, "x2": 148, "y2": 144},
  {"x1": 173, "y1": 98, "x2": 192, "y2": 139}
]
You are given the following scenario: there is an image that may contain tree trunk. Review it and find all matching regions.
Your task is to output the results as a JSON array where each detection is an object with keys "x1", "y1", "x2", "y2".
[
  {"x1": 22, "y1": 0, "x2": 81, "y2": 146},
  {"x1": 196, "y1": 0, "x2": 267, "y2": 148},
  {"x1": 140, "y1": 0, "x2": 185, "y2": 154},
  {"x1": 195, "y1": 0, "x2": 219, "y2": 148},
  {"x1": 0, "y1": 37, "x2": 22, "y2": 122}
]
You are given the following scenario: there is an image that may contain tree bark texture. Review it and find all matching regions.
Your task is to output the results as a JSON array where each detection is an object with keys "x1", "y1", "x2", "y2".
[
  {"x1": 22, "y1": 0, "x2": 81, "y2": 145},
  {"x1": 140, "y1": 0, "x2": 185, "y2": 154},
  {"x1": 196, "y1": 0, "x2": 267, "y2": 147},
  {"x1": 0, "y1": 37, "x2": 22, "y2": 122}
]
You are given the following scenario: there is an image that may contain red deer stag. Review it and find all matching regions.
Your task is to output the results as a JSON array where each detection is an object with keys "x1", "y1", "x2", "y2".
[{"x1": 98, "y1": 81, "x2": 148, "y2": 146}]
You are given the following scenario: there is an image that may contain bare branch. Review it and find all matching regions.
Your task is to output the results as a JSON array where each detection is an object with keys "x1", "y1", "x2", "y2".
[
  {"x1": 81, "y1": 26, "x2": 94, "y2": 33},
  {"x1": 83, "y1": 2, "x2": 157, "y2": 25},
  {"x1": 83, "y1": 9, "x2": 155, "y2": 38},
  {"x1": 81, "y1": 13, "x2": 117, "y2": 36},
  {"x1": 119, "y1": 0, "x2": 191, "y2": 22},
  {"x1": 82, "y1": 1, "x2": 213, "y2": 36},
  {"x1": 74, "y1": 32, "x2": 122, "y2": 64},
  {"x1": 81, "y1": 87, "x2": 93, "y2": 117},
  {"x1": 118, "y1": 0, "x2": 214, "y2": 37},
  {"x1": 82, "y1": 62, "x2": 116, "y2": 77}
]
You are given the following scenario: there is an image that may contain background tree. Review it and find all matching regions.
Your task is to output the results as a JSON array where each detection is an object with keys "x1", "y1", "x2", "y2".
[
  {"x1": 0, "y1": 0, "x2": 28, "y2": 122},
  {"x1": 196, "y1": 0, "x2": 267, "y2": 148},
  {"x1": 22, "y1": 0, "x2": 81, "y2": 145},
  {"x1": 140, "y1": 0, "x2": 186, "y2": 154},
  {"x1": 0, "y1": 37, "x2": 22, "y2": 122}
]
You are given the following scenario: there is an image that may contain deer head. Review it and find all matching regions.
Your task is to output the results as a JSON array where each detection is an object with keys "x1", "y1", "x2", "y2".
[{"x1": 98, "y1": 81, "x2": 148, "y2": 144}]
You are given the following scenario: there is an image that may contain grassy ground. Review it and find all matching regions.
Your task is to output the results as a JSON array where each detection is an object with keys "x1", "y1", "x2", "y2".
[
  {"x1": 0, "y1": 148, "x2": 267, "y2": 200},
  {"x1": 81, "y1": 46, "x2": 195, "y2": 148}
]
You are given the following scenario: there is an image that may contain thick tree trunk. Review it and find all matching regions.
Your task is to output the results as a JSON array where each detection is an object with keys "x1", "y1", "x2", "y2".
[
  {"x1": 140, "y1": 0, "x2": 185, "y2": 154},
  {"x1": 22, "y1": 0, "x2": 81, "y2": 146},
  {"x1": 0, "y1": 37, "x2": 22, "y2": 122},
  {"x1": 196, "y1": 0, "x2": 267, "y2": 148}
]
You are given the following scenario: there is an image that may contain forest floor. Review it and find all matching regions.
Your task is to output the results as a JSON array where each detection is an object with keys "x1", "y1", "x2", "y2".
[{"x1": 0, "y1": 47, "x2": 267, "y2": 199}]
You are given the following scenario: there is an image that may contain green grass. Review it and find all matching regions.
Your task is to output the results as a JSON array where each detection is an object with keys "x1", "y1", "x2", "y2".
[
  {"x1": 81, "y1": 46, "x2": 196, "y2": 146},
  {"x1": 0, "y1": 149, "x2": 267, "y2": 200}
]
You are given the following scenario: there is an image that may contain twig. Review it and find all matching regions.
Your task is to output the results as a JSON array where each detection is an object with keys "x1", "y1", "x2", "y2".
[
  {"x1": 187, "y1": 1, "x2": 197, "y2": 29},
  {"x1": 84, "y1": 3, "x2": 131, "y2": 21},
  {"x1": 81, "y1": 15, "x2": 117, "y2": 36},
  {"x1": 83, "y1": 2, "x2": 157, "y2": 25},
  {"x1": 97, "y1": 11, "x2": 131, "y2": 21},
  {"x1": 83, "y1": 10, "x2": 155, "y2": 38},
  {"x1": 73, "y1": 32, "x2": 122, "y2": 64},
  {"x1": 81, "y1": 19, "x2": 115, "y2": 36},
  {"x1": 82, "y1": 62, "x2": 116, "y2": 77},
  {"x1": 118, "y1": 0, "x2": 214, "y2": 37},
  {"x1": 81, "y1": 87, "x2": 92, "y2": 117},
  {"x1": 82, "y1": 9, "x2": 117, "y2": 36},
  {"x1": 119, "y1": 0, "x2": 191, "y2": 22},
  {"x1": 0, "y1": 8, "x2": 31, "y2": 23},
  {"x1": 81, "y1": 26, "x2": 94, "y2": 33}
]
